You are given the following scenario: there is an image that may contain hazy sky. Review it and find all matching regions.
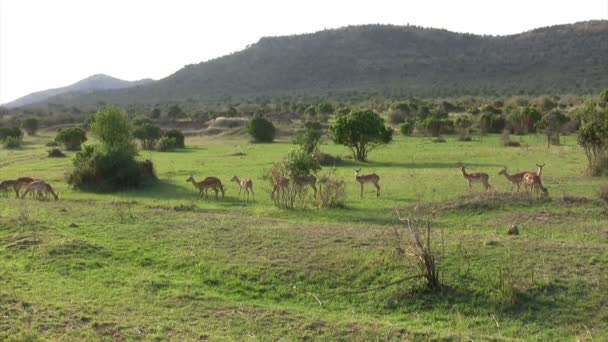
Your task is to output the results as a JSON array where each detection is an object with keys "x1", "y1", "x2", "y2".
[{"x1": 1, "y1": 0, "x2": 606, "y2": 104}]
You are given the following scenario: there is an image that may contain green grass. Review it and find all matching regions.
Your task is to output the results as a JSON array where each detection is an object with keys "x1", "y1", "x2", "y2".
[{"x1": 1, "y1": 133, "x2": 607, "y2": 340}]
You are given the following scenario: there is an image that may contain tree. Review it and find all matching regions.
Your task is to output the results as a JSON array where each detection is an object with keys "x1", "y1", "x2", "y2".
[
  {"x1": 248, "y1": 116, "x2": 276, "y2": 143},
  {"x1": 317, "y1": 103, "x2": 334, "y2": 115},
  {"x1": 0, "y1": 127, "x2": 23, "y2": 142},
  {"x1": 167, "y1": 105, "x2": 184, "y2": 121},
  {"x1": 455, "y1": 115, "x2": 473, "y2": 140},
  {"x1": 537, "y1": 111, "x2": 569, "y2": 147},
  {"x1": 91, "y1": 106, "x2": 134, "y2": 153},
  {"x1": 293, "y1": 121, "x2": 322, "y2": 154},
  {"x1": 133, "y1": 123, "x2": 162, "y2": 150},
  {"x1": 22, "y1": 118, "x2": 40, "y2": 136},
  {"x1": 508, "y1": 106, "x2": 542, "y2": 134},
  {"x1": 329, "y1": 109, "x2": 393, "y2": 161},
  {"x1": 150, "y1": 108, "x2": 161, "y2": 119},
  {"x1": 55, "y1": 127, "x2": 87, "y2": 150},
  {"x1": 575, "y1": 98, "x2": 608, "y2": 175},
  {"x1": 163, "y1": 129, "x2": 185, "y2": 148}
]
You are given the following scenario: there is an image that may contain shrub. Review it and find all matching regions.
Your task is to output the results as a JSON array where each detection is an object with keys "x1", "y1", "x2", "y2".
[
  {"x1": 55, "y1": 127, "x2": 87, "y2": 151},
  {"x1": 293, "y1": 121, "x2": 322, "y2": 154},
  {"x1": 2, "y1": 136, "x2": 22, "y2": 149},
  {"x1": 0, "y1": 127, "x2": 23, "y2": 141},
  {"x1": 46, "y1": 141, "x2": 59, "y2": 147},
  {"x1": 157, "y1": 137, "x2": 177, "y2": 152},
  {"x1": 248, "y1": 116, "x2": 276, "y2": 143},
  {"x1": 47, "y1": 148, "x2": 66, "y2": 158},
  {"x1": 283, "y1": 147, "x2": 320, "y2": 178},
  {"x1": 313, "y1": 151, "x2": 342, "y2": 166},
  {"x1": 163, "y1": 129, "x2": 185, "y2": 148},
  {"x1": 400, "y1": 120, "x2": 415, "y2": 136},
  {"x1": 575, "y1": 95, "x2": 608, "y2": 176},
  {"x1": 22, "y1": 118, "x2": 40, "y2": 136}
]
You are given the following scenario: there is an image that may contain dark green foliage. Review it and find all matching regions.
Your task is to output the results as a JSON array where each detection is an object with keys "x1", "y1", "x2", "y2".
[
  {"x1": 421, "y1": 117, "x2": 452, "y2": 137},
  {"x1": 150, "y1": 108, "x2": 161, "y2": 119},
  {"x1": 157, "y1": 137, "x2": 177, "y2": 152},
  {"x1": 47, "y1": 148, "x2": 66, "y2": 158},
  {"x1": 133, "y1": 123, "x2": 162, "y2": 150},
  {"x1": 313, "y1": 151, "x2": 342, "y2": 166},
  {"x1": 163, "y1": 129, "x2": 185, "y2": 148},
  {"x1": 248, "y1": 116, "x2": 276, "y2": 143},
  {"x1": 293, "y1": 121, "x2": 322, "y2": 154},
  {"x1": 55, "y1": 127, "x2": 87, "y2": 151},
  {"x1": 0, "y1": 127, "x2": 23, "y2": 141},
  {"x1": 330, "y1": 109, "x2": 392, "y2": 161},
  {"x1": 537, "y1": 111, "x2": 569, "y2": 147},
  {"x1": 283, "y1": 147, "x2": 321, "y2": 177},
  {"x1": 455, "y1": 115, "x2": 473, "y2": 140},
  {"x1": 575, "y1": 95, "x2": 608, "y2": 176},
  {"x1": 167, "y1": 105, "x2": 185, "y2": 121},
  {"x1": 21, "y1": 117, "x2": 40, "y2": 135},
  {"x1": 399, "y1": 120, "x2": 415, "y2": 136},
  {"x1": 2, "y1": 136, "x2": 22, "y2": 149},
  {"x1": 508, "y1": 106, "x2": 542, "y2": 134},
  {"x1": 45, "y1": 141, "x2": 59, "y2": 147},
  {"x1": 68, "y1": 106, "x2": 156, "y2": 191}
]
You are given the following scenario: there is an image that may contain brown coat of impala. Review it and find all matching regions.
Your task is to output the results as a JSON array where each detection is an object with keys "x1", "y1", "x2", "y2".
[
  {"x1": 292, "y1": 175, "x2": 317, "y2": 198},
  {"x1": 21, "y1": 181, "x2": 59, "y2": 201},
  {"x1": 354, "y1": 168, "x2": 380, "y2": 198},
  {"x1": 498, "y1": 167, "x2": 529, "y2": 192},
  {"x1": 187, "y1": 175, "x2": 225, "y2": 200},
  {"x1": 460, "y1": 166, "x2": 491, "y2": 191},
  {"x1": 231, "y1": 176, "x2": 255, "y2": 203}
]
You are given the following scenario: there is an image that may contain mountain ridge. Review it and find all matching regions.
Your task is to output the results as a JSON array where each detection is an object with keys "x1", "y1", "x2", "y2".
[{"x1": 14, "y1": 20, "x2": 608, "y2": 109}]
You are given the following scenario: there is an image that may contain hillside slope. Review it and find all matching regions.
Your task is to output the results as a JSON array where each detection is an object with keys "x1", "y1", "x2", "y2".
[
  {"x1": 5, "y1": 74, "x2": 154, "y2": 108},
  {"x1": 26, "y1": 21, "x2": 608, "y2": 108}
]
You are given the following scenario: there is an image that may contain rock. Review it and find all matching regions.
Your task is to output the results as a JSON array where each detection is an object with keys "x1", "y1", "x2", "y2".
[{"x1": 508, "y1": 224, "x2": 519, "y2": 235}]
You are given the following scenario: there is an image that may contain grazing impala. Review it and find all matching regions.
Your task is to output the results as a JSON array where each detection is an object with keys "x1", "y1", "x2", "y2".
[
  {"x1": 498, "y1": 167, "x2": 528, "y2": 192},
  {"x1": 524, "y1": 173, "x2": 548, "y2": 196},
  {"x1": 0, "y1": 180, "x2": 18, "y2": 197},
  {"x1": 460, "y1": 166, "x2": 491, "y2": 191},
  {"x1": 21, "y1": 181, "x2": 59, "y2": 201},
  {"x1": 523, "y1": 163, "x2": 546, "y2": 192},
  {"x1": 354, "y1": 168, "x2": 380, "y2": 198},
  {"x1": 230, "y1": 176, "x2": 255, "y2": 203},
  {"x1": 15, "y1": 177, "x2": 35, "y2": 198},
  {"x1": 186, "y1": 175, "x2": 225, "y2": 200},
  {"x1": 292, "y1": 175, "x2": 317, "y2": 198}
]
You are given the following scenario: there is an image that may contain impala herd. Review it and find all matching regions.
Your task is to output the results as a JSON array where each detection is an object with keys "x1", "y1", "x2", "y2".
[{"x1": 0, "y1": 163, "x2": 549, "y2": 203}]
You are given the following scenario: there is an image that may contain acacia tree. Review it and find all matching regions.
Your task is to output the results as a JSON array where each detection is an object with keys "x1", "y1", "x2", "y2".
[
  {"x1": 22, "y1": 118, "x2": 40, "y2": 136},
  {"x1": 293, "y1": 121, "x2": 322, "y2": 154},
  {"x1": 576, "y1": 97, "x2": 608, "y2": 175},
  {"x1": 330, "y1": 110, "x2": 393, "y2": 161},
  {"x1": 133, "y1": 123, "x2": 162, "y2": 150},
  {"x1": 537, "y1": 111, "x2": 569, "y2": 147},
  {"x1": 55, "y1": 127, "x2": 87, "y2": 150}
]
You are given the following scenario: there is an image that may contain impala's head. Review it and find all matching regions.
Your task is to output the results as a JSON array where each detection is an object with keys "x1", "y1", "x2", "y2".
[
  {"x1": 230, "y1": 175, "x2": 238, "y2": 182},
  {"x1": 354, "y1": 168, "x2": 361, "y2": 176},
  {"x1": 460, "y1": 165, "x2": 466, "y2": 172},
  {"x1": 498, "y1": 167, "x2": 507, "y2": 175},
  {"x1": 53, "y1": 192, "x2": 59, "y2": 201},
  {"x1": 536, "y1": 163, "x2": 545, "y2": 170},
  {"x1": 186, "y1": 175, "x2": 194, "y2": 182}
]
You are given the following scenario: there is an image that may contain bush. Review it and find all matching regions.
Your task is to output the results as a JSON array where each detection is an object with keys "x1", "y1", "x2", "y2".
[
  {"x1": 163, "y1": 129, "x2": 185, "y2": 148},
  {"x1": 2, "y1": 136, "x2": 22, "y2": 149},
  {"x1": 158, "y1": 137, "x2": 177, "y2": 152},
  {"x1": 47, "y1": 148, "x2": 66, "y2": 158},
  {"x1": 46, "y1": 141, "x2": 59, "y2": 147},
  {"x1": 133, "y1": 123, "x2": 162, "y2": 150},
  {"x1": 0, "y1": 127, "x2": 23, "y2": 141},
  {"x1": 293, "y1": 121, "x2": 322, "y2": 154},
  {"x1": 313, "y1": 151, "x2": 342, "y2": 166},
  {"x1": 399, "y1": 120, "x2": 415, "y2": 136},
  {"x1": 248, "y1": 116, "x2": 276, "y2": 143},
  {"x1": 55, "y1": 127, "x2": 87, "y2": 151},
  {"x1": 283, "y1": 147, "x2": 320, "y2": 178},
  {"x1": 22, "y1": 118, "x2": 40, "y2": 136}
]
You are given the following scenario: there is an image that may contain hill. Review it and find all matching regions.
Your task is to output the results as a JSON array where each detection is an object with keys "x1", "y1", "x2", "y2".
[
  {"x1": 4, "y1": 74, "x2": 154, "y2": 108},
  {"x1": 22, "y1": 21, "x2": 608, "y2": 108}
]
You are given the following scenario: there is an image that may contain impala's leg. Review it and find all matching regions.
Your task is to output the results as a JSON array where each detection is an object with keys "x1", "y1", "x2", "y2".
[
  {"x1": 311, "y1": 184, "x2": 317, "y2": 198},
  {"x1": 360, "y1": 183, "x2": 364, "y2": 198},
  {"x1": 376, "y1": 182, "x2": 380, "y2": 197},
  {"x1": 251, "y1": 187, "x2": 255, "y2": 203}
]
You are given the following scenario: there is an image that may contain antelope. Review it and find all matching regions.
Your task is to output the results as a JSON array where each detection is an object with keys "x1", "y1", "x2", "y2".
[
  {"x1": 230, "y1": 176, "x2": 255, "y2": 203},
  {"x1": 524, "y1": 173, "x2": 548, "y2": 196},
  {"x1": 460, "y1": 166, "x2": 491, "y2": 191},
  {"x1": 292, "y1": 175, "x2": 317, "y2": 198},
  {"x1": 0, "y1": 180, "x2": 18, "y2": 197},
  {"x1": 270, "y1": 176, "x2": 289, "y2": 200},
  {"x1": 21, "y1": 181, "x2": 59, "y2": 201},
  {"x1": 536, "y1": 163, "x2": 545, "y2": 177},
  {"x1": 524, "y1": 164, "x2": 546, "y2": 192},
  {"x1": 354, "y1": 168, "x2": 380, "y2": 198},
  {"x1": 15, "y1": 177, "x2": 35, "y2": 198},
  {"x1": 498, "y1": 167, "x2": 528, "y2": 192},
  {"x1": 186, "y1": 175, "x2": 225, "y2": 200}
]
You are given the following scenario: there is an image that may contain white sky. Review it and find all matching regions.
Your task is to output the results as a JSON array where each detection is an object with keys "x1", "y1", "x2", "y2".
[{"x1": 1, "y1": 0, "x2": 607, "y2": 104}]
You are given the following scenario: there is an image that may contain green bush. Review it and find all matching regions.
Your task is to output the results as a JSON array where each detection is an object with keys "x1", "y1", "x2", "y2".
[
  {"x1": 329, "y1": 109, "x2": 392, "y2": 161},
  {"x1": 158, "y1": 137, "x2": 177, "y2": 152},
  {"x1": 293, "y1": 121, "x2": 322, "y2": 154},
  {"x1": 2, "y1": 136, "x2": 22, "y2": 149},
  {"x1": 133, "y1": 123, "x2": 162, "y2": 150},
  {"x1": 0, "y1": 127, "x2": 23, "y2": 141},
  {"x1": 163, "y1": 129, "x2": 185, "y2": 148},
  {"x1": 22, "y1": 118, "x2": 40, "y2": 136},
  {"x1": 399, "y1": 120, "x2": 415, "y2": 136},
  {"x1": 284, "y1": 147, "x2": 320, "y2": 177},
  {"x1": 46, "y1": 141, "x2": 59, "y2": 147},
  {"x1": 47, "y1": 148, "x2": 66, "y2": 158},
  {"x1": 55, "y1": 127, "x2": 87, "y2": 151},
  {"x1": 248, "y1": 116, "x2": 276, "y2": 143}
]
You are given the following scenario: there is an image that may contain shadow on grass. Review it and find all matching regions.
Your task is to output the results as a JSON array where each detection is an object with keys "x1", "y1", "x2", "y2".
[{"x1": 335, "y1": 159, "x2": 503, "y2": 170}]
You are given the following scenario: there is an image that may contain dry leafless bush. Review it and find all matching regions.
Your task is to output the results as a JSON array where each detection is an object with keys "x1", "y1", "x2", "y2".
[
  {"x1": 264, "y1": 162, "x2": 305, "y2": 209},
  {"x1": 316, "y1": 169, "x2": 346, "y2": 209}
]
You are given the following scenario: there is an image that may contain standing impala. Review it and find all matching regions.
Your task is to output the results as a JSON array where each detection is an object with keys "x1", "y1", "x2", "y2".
[
  {"x1": 354, "y1": 168, "x2": 380, "y2": 198},
  {"x1": 524, "y1": 172, "x2": 548, "y2": 196},
  {"x1": 460, "y1": 166, "x2": 491, "y2": 191},
  {"x1": 498, "y1": 167, "x2": 528, "y2": 192},
  {"x1": 292, "y1": 175, "x2": 317, "y2": 198},
  {"x1": 230, "y1": 176, "x2": 255, "y2": 203},
  {"x1": 186, "y1": 175, "x2": 225, "y2": 200}
]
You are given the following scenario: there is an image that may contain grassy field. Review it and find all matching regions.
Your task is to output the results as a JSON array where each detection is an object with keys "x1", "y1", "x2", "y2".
[{"x1": 1, "y1": 132, "x2": 607, "y2": 340}]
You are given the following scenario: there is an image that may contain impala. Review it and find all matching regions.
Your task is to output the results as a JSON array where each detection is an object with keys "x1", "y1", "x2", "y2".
[
  {"x1": 524, "y1": 163, "x2": 546, "y2": 192},
  {"x1": 460, "y1": 166, "x2": 491, "y2": 191},
  {"x1": 15, "y1": 177, "x2": 35, "y2": 198},
  {"x1": 354, "y1": 168, "x2": 380, "y2": 198},
  {"x1": 21, "y1": 181, "x2": 59, "y2": 201},
  {"x1": 186, "y1": 175, "x2": 225, "y2": 200},
  {"x1": 524, "y1": 172, "x2": 548, "y2": 196},
  {"x1": 230, "y1": 175, "x2": 255, "y2": 203},
  {"x1": 0, "y1": 180, "x2": 18, "y2": 197},
  {"x1": 292, "y1": 175, "x2": 317, "y2": 198},
  {"x1": 270, "y1": 175, "x2": 289, "y2": 200},
  {"x1": 536, "y1": 163, "x2": 545, "y2": 177},
  {"x1": 498, "y1": 167, "x2": 528, "y2": 192}
]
